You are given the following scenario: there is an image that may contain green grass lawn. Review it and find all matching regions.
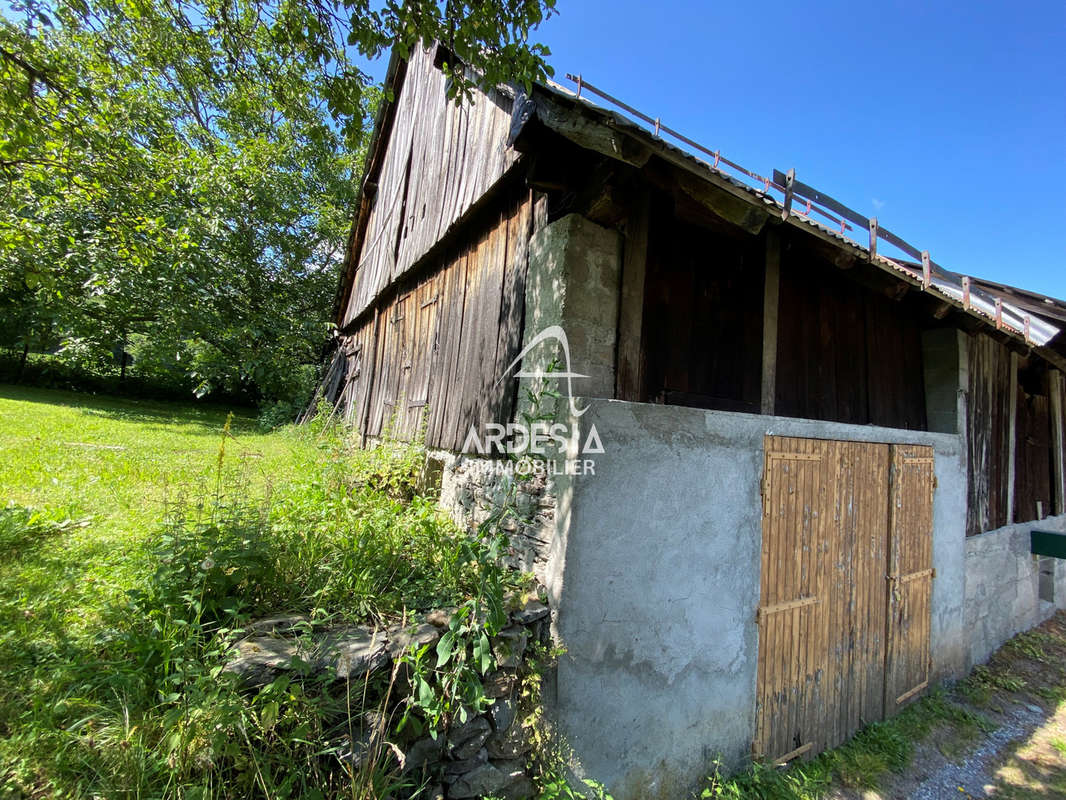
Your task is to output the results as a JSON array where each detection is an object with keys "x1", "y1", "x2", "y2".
[
  {"x1": 0, "y1": 386, "x2": 330, "y2": 798},
  {"x1": 0, "y1": 384, "x2": 319, "y2": 642}
]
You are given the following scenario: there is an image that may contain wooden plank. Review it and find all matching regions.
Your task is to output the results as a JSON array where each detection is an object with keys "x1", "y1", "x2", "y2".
[
  {"x1": 616, "y1": 188, "x2": 650, "y2": 402},
  {"x1": 883, "y1": 443, "x2": 935, "y2": 717},
  {"x1": 1051, "y1": 370, "x2": 1065, "y2": 515},
  {"x1": 876, "y1": 225, "x2": 924, "y2": 261},
  {"x1": 775, "y1": 742, "x2": 813, "y2": 766},
  {"x1": 490, "y1": 192, "x2": 533, "y2": 427},
  {"x1": 895, "y1": 680, "x2": 929, "y2": 706},
  {"x1": 768, "y1": 452, "x2": 823, "y2": 462},
  {"x1": 757, "y1": 595, "x2": 818, "y2": 621},
  {"x1": 1007, "y1": 352, "x2": 1019, "y2": 521},
  {"x1": 469, "y1": 211, "x2": 510, "y2": 437},
  {"x1": 761, "y1": 229, "x2": 780, "y2": 415},
  {"x1": 772, "y1": 169, "x2": 869, "y2": 230},
  {"x1": 967, "y1": 335, "x2": 1012, "y2": 533},
  {"x1": 359, "y1": 309, "x2": 382, "y2": 446}
]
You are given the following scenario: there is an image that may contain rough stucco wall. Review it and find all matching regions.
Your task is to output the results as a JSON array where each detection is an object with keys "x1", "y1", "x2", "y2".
[
  {"x1": 964, "y1": 514, "x2": 1066, "y2": 670},
  {"x1": 547, "y1": 399, "x2": 966, "y2": 800}
]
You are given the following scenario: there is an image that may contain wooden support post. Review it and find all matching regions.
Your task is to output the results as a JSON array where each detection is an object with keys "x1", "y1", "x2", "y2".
[
  {"x1": 616, "y1": 190, "x2": 650, "y2": 402},
  {"x1": 781, "y1": 168, "x2": 795, "y2": 221},
  {"x1": 921, "y1": 250, "x2": 931, "y2": 289},
  {"x1": 761, "y1": 229, "x2": 781, "y2": 415},
  {"x1": 1051, "y1": 369, "x2": 1065, "y2": 515},
  {"x1": 869, "y1": 217, "x2": 878, "y2": 260},
  {"x1": 1007, "y1": 351, "x2": 1019, "y2": 523}
]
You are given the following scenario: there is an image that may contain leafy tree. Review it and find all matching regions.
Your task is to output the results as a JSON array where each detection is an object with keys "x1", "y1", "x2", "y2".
[{"x1": 0, "y1": 0, "x2": 555, "y2": 410}]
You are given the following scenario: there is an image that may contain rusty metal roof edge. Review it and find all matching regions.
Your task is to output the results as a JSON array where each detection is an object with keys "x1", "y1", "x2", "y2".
[{"x1": 534, "y1": 77, "x2": 1061, "y2": 349}]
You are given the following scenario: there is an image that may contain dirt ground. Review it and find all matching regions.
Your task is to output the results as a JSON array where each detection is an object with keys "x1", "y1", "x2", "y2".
[{"x1": 831, "y1": 613, "x2": 1066, "y2": 800}]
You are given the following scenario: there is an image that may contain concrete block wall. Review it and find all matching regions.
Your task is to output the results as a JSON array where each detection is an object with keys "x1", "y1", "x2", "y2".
[
  {"x1": 964, "y1": 514, "x2": 1066, "y2": 669},
  {"x1": 519, "y1": 213, "x2": 621, "y2": 419}
]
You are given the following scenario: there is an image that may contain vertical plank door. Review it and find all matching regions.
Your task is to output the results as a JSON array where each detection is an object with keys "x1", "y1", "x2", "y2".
[
  {"x1": 756, "y1": 436, "x2": 834, "y2": 763},
  {"x1": 757, "y1": 436, "x2": 927, "y2": 763},
  {"x1": 883, "y1": 444, "x2": 936, "y2": 714}
]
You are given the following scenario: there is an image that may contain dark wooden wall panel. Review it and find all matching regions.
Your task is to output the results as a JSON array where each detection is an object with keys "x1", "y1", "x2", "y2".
[
  {"x1": 337, "y1": 188, "x2": 532, "y2": 448},
  {"x1": 1015, "y1": 360, "x2": 1053, "y2": 523},
  {"x1": 640, "y1": 215, "x2": 764, "y2": 412},
  {"x1": 966, "y1": 334, "x2": 1012, "y2": 535},
  {"x1": 775, "y1": 253, "x2": 926, "y2": 430},
  {"x1": 865, "y1": 293, "x2": 927, "y2": 430},
  {"x1": 775, "y1": 267, "x2": 868, "y2": 424}
]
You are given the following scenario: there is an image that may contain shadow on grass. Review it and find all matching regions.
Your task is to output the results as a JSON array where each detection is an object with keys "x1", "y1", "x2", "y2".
[{"x1": 0, "y1": 520, "x2": 127, "y2": 728}]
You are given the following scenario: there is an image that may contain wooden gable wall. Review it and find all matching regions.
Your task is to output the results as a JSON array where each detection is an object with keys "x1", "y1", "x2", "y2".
[
  {"x1": 338, "y1": 185, "x2": 533, "y2": 450},
  {"x1": 342, "y1": 46, "x2": 520, "y2": 328}
]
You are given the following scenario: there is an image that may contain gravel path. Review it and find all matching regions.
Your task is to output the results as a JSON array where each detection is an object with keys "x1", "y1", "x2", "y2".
[{"x1": 907, "y1": 703, "x2": 1044, "y2": 800}]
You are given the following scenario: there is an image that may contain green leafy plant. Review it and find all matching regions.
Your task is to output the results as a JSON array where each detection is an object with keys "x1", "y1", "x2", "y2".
[{"x1": 400, "y1": 533, "x2": 513, "y2": 736}]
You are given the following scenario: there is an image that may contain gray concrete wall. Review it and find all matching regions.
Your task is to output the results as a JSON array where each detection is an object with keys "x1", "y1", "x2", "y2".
[
  {"x1": 964, "y1": 514, "x2": 1066, "y2": 669},
  {"x1": 922, "y1": 329, "x2": 966, "y2": 435},
  {"x1": 546, "y1": 399, "x2": 967, "y2": 800}
]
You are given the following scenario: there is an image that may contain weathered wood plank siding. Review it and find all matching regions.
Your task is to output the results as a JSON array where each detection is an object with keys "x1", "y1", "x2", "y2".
[
  {"x1": 1014, "y1": 358, "x2": 1054, "y2": 522},
  {"x1": 965, "y1": 334, "x2": 1013, "y2": 535},
  {"x1": 639, "y1": 213, "x2": 764, "y2": 411},
  {"x1": 775, "y1": 253, "x2": 926, "y2": 430},
  {"x1": 339, "y1": 188, "x2": 533, "y2": 449},
  {"x1": 342, "y1": 46, "x2": 519, "y2": 327}
]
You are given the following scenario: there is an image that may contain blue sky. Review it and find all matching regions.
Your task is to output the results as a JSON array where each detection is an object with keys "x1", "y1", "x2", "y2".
[
  {"x1": 528, "y1": 1, "x2": 1066, "y2": 298},
  {"x1": 372, "y1": 1, "x2": 1065, "y2": 298}
]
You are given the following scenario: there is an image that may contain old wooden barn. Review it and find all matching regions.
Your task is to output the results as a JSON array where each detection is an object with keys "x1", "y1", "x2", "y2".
[{"x1": 323, "y1": 43, "x2": 1066, "y2": 799}]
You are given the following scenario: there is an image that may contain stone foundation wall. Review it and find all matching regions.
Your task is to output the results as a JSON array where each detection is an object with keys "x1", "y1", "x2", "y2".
[
  {"x1": 430, "y1": 450, "x2": 558, "y2": 582},
  {"x1": 964, "y1": 514, "x2": 1066, "y2": 669},
  {"x1": 226, "y1": 597, "x2": 552, "y2": 800}
]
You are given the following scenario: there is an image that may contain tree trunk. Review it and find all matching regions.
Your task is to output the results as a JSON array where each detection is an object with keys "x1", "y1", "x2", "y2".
[{"x1": 120, "y1": 331, "x2": 128, "y2": 384}]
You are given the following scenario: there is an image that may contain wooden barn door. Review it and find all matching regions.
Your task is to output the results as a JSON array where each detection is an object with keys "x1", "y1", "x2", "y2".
[
  {"x1": 883, "y1": 445, "x2": 936, "y2": 714},
  {"x1": 755, "y1": 436, "x2": 935, "y2": 763},
  {"x1": 755, "y1": 436, "x2": 835, "y2": 764}
]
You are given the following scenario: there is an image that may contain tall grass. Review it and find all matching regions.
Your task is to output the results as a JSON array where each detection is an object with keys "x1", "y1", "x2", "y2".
[{"x1": 0, "y1": 408, "x2": 521, "y2": 799}]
